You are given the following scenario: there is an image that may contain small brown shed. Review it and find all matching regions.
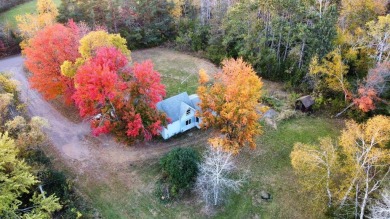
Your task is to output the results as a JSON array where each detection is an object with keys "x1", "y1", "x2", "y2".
[{"x1": 295, "y1": 95, "x2": 314, "y2": 112}]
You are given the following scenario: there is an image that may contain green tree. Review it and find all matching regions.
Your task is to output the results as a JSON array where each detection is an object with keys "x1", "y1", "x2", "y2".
[
  {"x1": 58, "y1": 0, "x2": 110, "y2": 29},
  {"x1": 160, "y1": 148, "x2": 200, "y2": 193},
  {"x1": 221, "y1": 0, "x2": 337, "y2": 82},
  {"x1": 119, "y1": 0, "x2": 175, "y2": 49}
]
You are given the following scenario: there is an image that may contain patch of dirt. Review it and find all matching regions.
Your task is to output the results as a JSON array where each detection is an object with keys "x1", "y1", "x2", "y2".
[
  {"x1": 49, "y1": 97, "x2": 82, "y2": 123},
  {"x1": 262, "y1": 79, "x2": 289, "y2": 99}
]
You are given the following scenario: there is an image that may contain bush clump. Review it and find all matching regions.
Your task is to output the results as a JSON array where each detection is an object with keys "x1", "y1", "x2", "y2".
[{"x1": 158, "y1": 147, "x2": 200, "y2": 199}]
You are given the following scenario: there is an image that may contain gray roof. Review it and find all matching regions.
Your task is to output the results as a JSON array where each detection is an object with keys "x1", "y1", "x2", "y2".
[
  {"x1": 296, "y1": 95, "x2": 314, "y2": 108},
  {"x1": 157, "y1": 92, "x2": 195, "y2": 121},
  {"x1": 189, "y1": 94, "x2": 201, "y2": 111}
]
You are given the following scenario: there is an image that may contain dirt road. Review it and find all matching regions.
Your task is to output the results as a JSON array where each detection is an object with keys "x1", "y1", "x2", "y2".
[{"x1": 0, "y1": 54, "x2": 210, "y2": 166}]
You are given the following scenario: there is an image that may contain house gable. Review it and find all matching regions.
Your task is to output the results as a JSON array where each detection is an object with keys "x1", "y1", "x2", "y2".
[
  {"x1": 156, "y1": 93, "x2": 201, "y2": 139},
  {"x1": 156, "y1": 92, "x2": 194, "y2": 122}
]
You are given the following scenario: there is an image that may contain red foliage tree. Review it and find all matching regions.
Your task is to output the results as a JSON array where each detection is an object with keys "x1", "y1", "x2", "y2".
[
  {"x1": 123, "y1": 60, "x2": 168, "y2": 140},
  {"x1": 353, "y1": 62, "x2": 390, "y2": 112},
  {"x1": 353, "y1": 88, "x2": 377, "y2": 112},
  {"x1": 72, "y1": 47, "x2": 128, "y2": 135},
  {"x1": 72, "y1": 47, "x2": 167, "y2": 140},
  {"x1": 24, "y1": 21, "x2": 81, "y2": 103}
]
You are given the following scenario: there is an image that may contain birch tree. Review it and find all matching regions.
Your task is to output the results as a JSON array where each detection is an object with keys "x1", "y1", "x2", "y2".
[
  {"x1": 370, "y1": 187, "x2": 390, "y2": 219},
  {"x1": 309, "y1": 50, "x2": 350, "y2": 101},
  {"x1": 195, "y1": 138, "x2": 244, "y2": 207},
  {"x1": 366, "y1": 14, "x2": 390, "y2": 63},
  {"x1": 291, "y1": 115, "x2": 390, "y2": 218},
  {"x1": 291, "y1": 137, "x2": 339, "y2": 208}
]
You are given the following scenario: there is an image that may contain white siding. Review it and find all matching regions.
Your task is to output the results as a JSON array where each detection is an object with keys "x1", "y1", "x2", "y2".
[
  {"x1": 161, "y1": 120, "x2": 181, "y2": 139},
  {"x1": 195, "y1": 117, "x2": 202, "y2": 129},
  {"x1": 180, "y1": 108, "x2": 196, "y2": 132}
]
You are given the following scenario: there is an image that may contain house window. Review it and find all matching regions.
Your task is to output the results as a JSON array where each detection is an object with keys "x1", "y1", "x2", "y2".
[
  {"x1": 185, "y1": 119, "x2": 192, "y2": 125},
  {"x1": 186, "y1": 109, "x2": 191, "y2": 115},
  {"x1": 196, "y1": 117, "x2": 199, "y2": 123}
]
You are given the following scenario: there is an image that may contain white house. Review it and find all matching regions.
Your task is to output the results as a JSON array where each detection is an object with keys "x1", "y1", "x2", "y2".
[{"x1": 156, "y1": 92, "x2": 202, "y2": 139}]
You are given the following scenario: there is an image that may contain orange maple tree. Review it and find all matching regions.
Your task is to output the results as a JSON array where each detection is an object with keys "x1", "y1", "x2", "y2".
[
  {"x1": 197, "y1": 58, "x2": 263, "y2": 154},
  {"x1": 24, "y1": 21, "x2": 81, "y2": 103}
]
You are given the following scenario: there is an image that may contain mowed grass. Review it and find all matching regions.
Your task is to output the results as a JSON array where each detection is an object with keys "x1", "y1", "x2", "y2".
[
  {"x1": 132, "y1": 48, "x2": 218, "y2": 97},
  {"x1": 214, "y1": 117, "x2": 342, "y2": 219},
  {"x1": 79, "y1": 116, "x2": 341, "y2": 218},
  {"x1": 78, "y1": 145, "x2": 206, "y2": 219},
  {"x1": 0, "y1": 0, "x2": 61, "y2": 28}
]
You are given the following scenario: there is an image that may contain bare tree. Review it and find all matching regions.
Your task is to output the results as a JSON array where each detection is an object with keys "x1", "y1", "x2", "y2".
[
  {"x1": 370, "y1": 187, "x2": 390, "y2": 219},
  {"x1": 195, "y1": 144, "x2": 244, "y2": 207}
]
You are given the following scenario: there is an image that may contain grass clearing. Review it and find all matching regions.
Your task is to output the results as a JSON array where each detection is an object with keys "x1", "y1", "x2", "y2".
[
  {"x1": 0, "y1": 0, "x2": 61, "y2": 28},
  {"x1": 214, "y1": 117, "x2": 342, "y2": 219},
  {"x1": 132, "y1": 48, "x2": 218, "y2": 97},
  {"x1": 74, "y1": 116, "x2": 341, "y2": 218}
]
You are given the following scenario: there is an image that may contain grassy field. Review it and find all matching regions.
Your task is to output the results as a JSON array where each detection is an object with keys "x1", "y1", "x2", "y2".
[
  {"x1": 132, "y1": 48, "x2": 218, "y2": 97},
  {"x1": 0, "y1": 0, "x2": 61, "y2": 27},
  {"x1": 75, "y1": 116, "x2": 341, "y2": 218}
]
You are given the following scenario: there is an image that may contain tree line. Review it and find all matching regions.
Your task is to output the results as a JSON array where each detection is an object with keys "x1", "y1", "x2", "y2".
[{"x1": 5, "y1": 0, "x2": 384, "y2": 118}]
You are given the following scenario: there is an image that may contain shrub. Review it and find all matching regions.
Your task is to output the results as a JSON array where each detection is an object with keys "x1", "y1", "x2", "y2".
[
  {"x1": 261, "y1": 95, "x2": 283, "y2": 111},
  {"x1": 159, "y1": 147, "x2": 200, "y2": 197},
  {"x1": 276, "y1": 109, "x2": 304, "y2": 122}
]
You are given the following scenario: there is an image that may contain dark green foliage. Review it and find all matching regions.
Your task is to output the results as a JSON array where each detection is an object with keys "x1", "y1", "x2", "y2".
[
  {"x1": 40, "y1": 169, "x2": 94, "y2": 218},
  {"x1": 58, "y1": 0, "x2": 110, "y2": 28},
  {"x1": 121, "y1": 0, "x2": 175, "y2": 49},
  {"x1": 159, "y1": 148, "x2": 200, "y2": 196},
  {"x1": 175, "y1": 18, "x2": 210, "y2": 52},
  {"x1": 0, "y1": 28, "x2": 22, "y2": 58},
  {"x1": 59, "y1": 0, "x2": 175, "y2": 49},
  {"x1": 261, "y1": 95, "x2": 283, "y2": 110},
  {"x1": 219, "y1": 0, "x2": 337, "y2": 82}
]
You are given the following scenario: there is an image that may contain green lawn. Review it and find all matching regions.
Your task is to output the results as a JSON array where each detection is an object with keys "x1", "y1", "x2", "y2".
[
  {"x1": 79, "y1": 117, "x2": 341, "y2": 218},
  {"x1": 214, "y1": 117, "x2": 341, "y2": 219},
  {"x1": 0, "y1": 0, "x2": 61, "y2": 28},
  {"x1": 132, "y1": 48, "x2": 218, "y2": 98}
]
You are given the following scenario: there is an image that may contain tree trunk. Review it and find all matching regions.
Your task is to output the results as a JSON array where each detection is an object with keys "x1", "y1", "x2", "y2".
[{"x1": 299, "y1": 38, "x2": 306, "y2": 69}]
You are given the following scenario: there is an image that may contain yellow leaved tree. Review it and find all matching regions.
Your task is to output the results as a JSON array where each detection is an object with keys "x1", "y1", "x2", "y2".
[
  {"x1": 366, "y1": 14, "x2": 390, "y2": 63},
  {"x1": 197, "y1": 58, "x2": 264, "y2": 154},
  {"x1": 169, "y1": 0, "x2": 185, "y2": 19},
  {"x1": 61, "y1": 30, "x2": 130, "y2": 78},
  {"x1": 0, "y1": 132, "x2": 62, "y2": 218},
  {"x1": 16, "y1": 0, "x2": 58, "y2": 48},
  {"x1": 291, "y1": 115, "x2": 390, "y2": 218},
  {"x1": 309, "y1": 49, "x2": 350, "y2": 100}
]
